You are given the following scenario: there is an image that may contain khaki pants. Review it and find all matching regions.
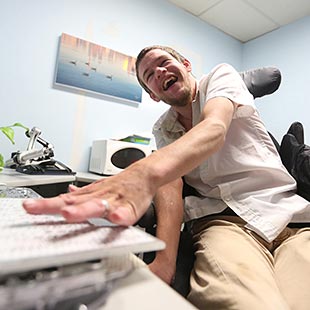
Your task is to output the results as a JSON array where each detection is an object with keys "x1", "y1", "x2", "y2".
[{"x1": 187, "y1": 216, "x2": 310, "y2": 310}]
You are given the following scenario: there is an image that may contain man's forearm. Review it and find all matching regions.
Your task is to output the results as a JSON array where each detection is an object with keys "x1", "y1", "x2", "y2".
[
  {"x1": 149, "y1": 178, "x2": 184, "y2": 283},
  {"x1": 135, "y1": 98, "x2": 235, "y2": 191}
]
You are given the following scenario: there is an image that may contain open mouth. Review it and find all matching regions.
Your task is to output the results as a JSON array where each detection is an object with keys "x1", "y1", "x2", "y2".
[{"x1": 163, "y1": 76, "x2": 177, "y2": 91}]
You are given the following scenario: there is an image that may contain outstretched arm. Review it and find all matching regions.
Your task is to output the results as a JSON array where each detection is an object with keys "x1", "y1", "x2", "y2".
[{"x1": 23, "y1": 97, "x2": 234, "y2": 226}]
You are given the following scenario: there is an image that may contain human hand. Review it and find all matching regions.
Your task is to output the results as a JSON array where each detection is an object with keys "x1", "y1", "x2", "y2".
[
  {"x1": 148, "y1": 255, "x2": 176, "y2": 285},
  {"x1": 22, "y1": 164, "x2": 156, "y2": 226}
]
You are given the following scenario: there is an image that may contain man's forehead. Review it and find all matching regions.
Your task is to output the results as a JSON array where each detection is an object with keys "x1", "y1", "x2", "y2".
[
  {"x1": 143, "y1": 49, "x2": 171, "y2": 62},
  {"x1": 139, "y1": 50, "x2": 172, "y2": 74}
]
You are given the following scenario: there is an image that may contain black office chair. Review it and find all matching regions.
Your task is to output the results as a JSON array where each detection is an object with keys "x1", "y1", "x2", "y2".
[
  {"x1": 279, "y1": 121, "x2": 310, "y2": 201},
  {"x1": 137, "y1": 66, "x2": 282, "y2": 297}
]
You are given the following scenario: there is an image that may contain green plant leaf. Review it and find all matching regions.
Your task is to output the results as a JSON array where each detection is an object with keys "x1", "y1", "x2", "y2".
[
  {"x1": 0, "y1": 123, "x2": 29, "y2": 168},
  {"x1": 0, "y1": 153, "x2": 4, "y2": 170},
  {"x1": 11, "y1": 122, "x2": 29, "y2": 131},
  {"x1": 0, "y1": 127, "x2": 15, "y2": 144},
  {"x1": 0, "y1": 123, "x2": 29, "y2": 144}
]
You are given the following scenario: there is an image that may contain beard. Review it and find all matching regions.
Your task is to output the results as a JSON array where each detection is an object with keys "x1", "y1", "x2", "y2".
[{"x1": 161, "y1": 84, "x2": 193, "y2": 107}]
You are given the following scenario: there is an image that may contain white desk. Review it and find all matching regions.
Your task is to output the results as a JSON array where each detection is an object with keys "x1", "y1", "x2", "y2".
[
  {"x1": 101, "y1": 256, "x2": 196, "y2": 310},
  {"x1": 0, "y1": 169, "x2": 197, "y2": 309},
  {"x1": 0, "y1": 168, "x2": 76, "y2": 187},
  {"x1": 76, "y1": 171, "x2": 105, "y2": 183},
  {"x1": 0, "y1": 169, "x2": 111, "y2": 187}
]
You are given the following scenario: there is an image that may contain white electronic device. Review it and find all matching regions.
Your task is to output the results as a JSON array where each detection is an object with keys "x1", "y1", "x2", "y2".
[
  {"x1": 0, "y1": 198, "x2": 165, "y2": 276},
  {"x1": 89, "y1": 139, "x2": 152, "y2": 175}
]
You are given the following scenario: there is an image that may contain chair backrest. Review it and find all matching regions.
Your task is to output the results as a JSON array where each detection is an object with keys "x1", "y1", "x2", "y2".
[
  {"x1": 240, "y1": 66, "x2": 281, "y2": 99},
  {"x1": 239, "y1": 66, "x2": 282, "y2": 152}
]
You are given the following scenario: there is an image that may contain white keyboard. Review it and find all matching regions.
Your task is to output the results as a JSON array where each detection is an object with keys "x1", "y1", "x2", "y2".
[{"x1": 0, "y1": 198, "x2": 165, "y2": 276}]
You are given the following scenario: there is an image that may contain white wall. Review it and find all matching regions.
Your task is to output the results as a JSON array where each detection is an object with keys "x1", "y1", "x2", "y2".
[
  {"x1": 242, "y1": 16, "x2": 310, "y2": 145},
  {"x1": 0, "y1": 0, "x2": 242, "y2": 171}
]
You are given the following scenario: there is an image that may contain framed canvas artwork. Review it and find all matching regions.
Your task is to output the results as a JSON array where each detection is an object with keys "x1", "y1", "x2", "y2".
[{"x1": 55, "y1": 33, "x2": 142, "y2": 104}]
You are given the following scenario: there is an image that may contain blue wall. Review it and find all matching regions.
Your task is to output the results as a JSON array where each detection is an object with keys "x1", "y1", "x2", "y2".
[
  {"x1": 0, "y1": 0, "x2": 242, "y2": 171},
  {"x1": 242, "y1": 16, "x2": 310, "y2": 144},
  {"x1": 4, "y1": 1, "x2": 309, "y2": 171}
]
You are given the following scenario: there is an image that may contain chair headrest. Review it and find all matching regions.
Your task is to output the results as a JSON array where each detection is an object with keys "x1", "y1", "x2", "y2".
[{"x1": 239, "y1": 67, "x2": 281, "y2": 99}]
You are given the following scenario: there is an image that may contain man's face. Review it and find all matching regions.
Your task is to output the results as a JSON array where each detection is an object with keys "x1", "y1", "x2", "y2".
[{"x1": 137, "y1": 49, "x2": 194, "y2": 107}]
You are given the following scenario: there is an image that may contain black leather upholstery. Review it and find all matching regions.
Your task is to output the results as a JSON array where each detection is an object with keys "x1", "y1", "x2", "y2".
[{"x1": 279, "y1": 122, "x2": 310, "y2": 201}]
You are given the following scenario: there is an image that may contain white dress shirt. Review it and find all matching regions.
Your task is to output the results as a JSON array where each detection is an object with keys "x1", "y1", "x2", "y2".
[{"x1": 153, "y1": 63, "x2": 310, "y2": 242}]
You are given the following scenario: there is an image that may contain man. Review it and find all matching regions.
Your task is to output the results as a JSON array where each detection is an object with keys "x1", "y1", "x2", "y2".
[{"x1": 24, "y1": 46, "x2": 310, "y2": 309}]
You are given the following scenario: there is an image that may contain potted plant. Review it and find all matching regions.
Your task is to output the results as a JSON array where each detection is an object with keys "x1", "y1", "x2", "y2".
[{"x1": 0, "y1": 123, "x2": 29, "y2": 171}]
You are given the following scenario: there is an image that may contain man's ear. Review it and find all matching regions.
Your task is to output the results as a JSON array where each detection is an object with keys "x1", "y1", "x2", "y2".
[
  {"x1": 183, "y1": 59, "x2": 192, "y2": 72},
  {"x1": 150, "y1": 92, "x2": 160, "y2": 102}
]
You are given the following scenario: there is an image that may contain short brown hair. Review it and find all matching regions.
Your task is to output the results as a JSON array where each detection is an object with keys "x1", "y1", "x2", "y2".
[{"x1": 135, "y1": 45, "x2": 186, "y2": 93}]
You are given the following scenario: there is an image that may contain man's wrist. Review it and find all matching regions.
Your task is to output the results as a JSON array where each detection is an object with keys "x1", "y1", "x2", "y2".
[{"x1": 155, "y1": 249, "x2": 178, "y2": 266}]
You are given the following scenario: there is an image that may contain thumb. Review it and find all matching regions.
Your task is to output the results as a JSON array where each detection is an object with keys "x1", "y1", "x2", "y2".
[
  {"x1": 108, "y1": 205, "x2": 138, "y2": 226},
  {"x1": 68, "y1": 184, "x2": 79, "y2": 192}
]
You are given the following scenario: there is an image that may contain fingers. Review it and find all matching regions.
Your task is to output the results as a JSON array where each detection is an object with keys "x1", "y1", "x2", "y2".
[
  {"x1": 61, "y1": 199, "x2": 137, "y2": 226},
  {"x1": 23, "y1": 196, "x2": 68, "y2": 214},
  {"x1": 61, "y1": 198, "x2": 111, "y2": 222},
  {"x1": 22, "y1": 174, "x2": 151, "y2": 227},
  {"x1": 23, "y1": 193, "x2": 138, "y2": 226},
  {"x1": 22, "y1": 191, "x2": 92, "y2": 215},
  {"x1": 23, "y1": 179, "x2": 109, "y2": 216}
]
